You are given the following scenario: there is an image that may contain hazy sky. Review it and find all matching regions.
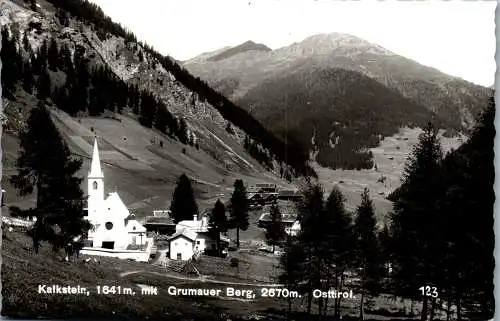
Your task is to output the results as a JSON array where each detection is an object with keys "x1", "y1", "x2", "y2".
[{"x1": 88, "y1": 0, "x2": 496, "y2": 87}]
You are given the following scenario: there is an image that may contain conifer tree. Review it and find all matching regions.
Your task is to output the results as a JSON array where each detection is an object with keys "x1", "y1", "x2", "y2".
[
  {"x1": 265, "y1": 204, "x2": 285, "y2": 253},
  {"x1": 321, "y1": 186, "x2": 355, "y2": 318},
  {"x1": 169, "y1": 173, "x2": 198, "y2": 223},
  {"x1": 10, "y1": 102, "x2": 90, "y2": 254},
  {"x1": 279, "y1": 235, "x2": 306, "y2": 319},
  {"x1": 229, "y1": 179, "x2": 249, "y2": 248},
  {"x1": 390, "y1": 122, "x2": 443, "y2": 321},
  {"x1": 354, "y1": 188, "x2": 383, "y2": 321},
  {"x1": 22, "y1": 60, "x2": 35, "y2": 94},
  {"x1": 22, "y1": 32, "x2": 32, "y2": 54},
  {"x1": 48, "y1": 38, "x2": 60, "y2": 71},
  {"x1": 36, "y1": 70, "x2": 52, "y2": 100},
  {"x1": 208, "y1": 199, "x2": 228, "y2": 256}
]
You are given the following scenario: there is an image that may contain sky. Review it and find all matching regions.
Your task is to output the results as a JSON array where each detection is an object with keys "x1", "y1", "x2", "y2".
[{"x1": 87, "y1": 0, "x2": 496, "y2": 87}]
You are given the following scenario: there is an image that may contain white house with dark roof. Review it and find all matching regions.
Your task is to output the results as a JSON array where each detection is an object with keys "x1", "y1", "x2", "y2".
[
  {"x1": 169, "y1": 214, "x2": 230, "y2": 260},
  {"x1": 81, "y1": 138, "x2": 152, "y2": 261},
  {"x1": 169, "y1": 229, "x2": 198, "y2": 261}
]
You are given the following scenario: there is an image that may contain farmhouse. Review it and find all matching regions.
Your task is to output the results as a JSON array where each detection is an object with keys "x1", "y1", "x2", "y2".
[
  {"x1": 81, "y1": 138, "x2": 153, "y2": 261},
  {"x1": 143, "y1": 210, "x2": 176, "y2": 235},
  {"x1": 168, "y1": 214, "x2": 229, "y2": 260},
  {"x1": 258, "y1": 212, "x2": 297, "y2": 229}
]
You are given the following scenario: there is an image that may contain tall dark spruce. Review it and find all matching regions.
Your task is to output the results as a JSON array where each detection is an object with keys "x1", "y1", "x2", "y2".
[
  {"x1": 9, "y1": 102, "x2": 90, "y2": 255},
  {"x1": 169, "y1": 173, "x2": 199, "y2": 224},
  {"x1": 229, "y1": 179, "x2": 249, "y2": 248},
  {"x1": 389, "y1": 122, "x2": 443, "y2": 321}
]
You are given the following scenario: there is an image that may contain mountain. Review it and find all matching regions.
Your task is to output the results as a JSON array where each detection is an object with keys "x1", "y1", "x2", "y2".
[
  {"x1": 0, "y1": 0, "x2": 306, "y2": 217},
  {"x1": 184, "y1": 33, "x2": 493, "y2": 169}
]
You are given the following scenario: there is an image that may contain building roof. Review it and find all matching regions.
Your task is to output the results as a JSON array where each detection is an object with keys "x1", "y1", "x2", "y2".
[
  {"x1": 177, "y1": 217, "x2": 208, "y2": 232},
  {"x1": 89, "y1": 138, "x2": 104, "y2": 178},
  {"x1": 169, "y1": 229, "x2": 197, "y2": 242},
  {"x1": 125, "y1": 219, "x2": 147, "y2": 233},
  {"x1": 144, "y1": 216, "x2": 175, "y2": 225},
  {"x1": 102, "y1": 192, "x2": 130, "y2": 220},
  {"x1": 259, "y1": 213, "x2": 297, "y2": 223}
]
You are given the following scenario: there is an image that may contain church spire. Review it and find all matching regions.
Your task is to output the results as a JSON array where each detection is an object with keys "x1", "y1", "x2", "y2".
[{"x1": 89, "y1": 137, "x2": 103, "y2": 178}]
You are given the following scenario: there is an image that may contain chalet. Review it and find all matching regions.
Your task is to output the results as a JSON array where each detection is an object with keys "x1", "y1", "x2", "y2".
[
  {"x1": 143, "y1": 213, "x2": 176, "y2": 235},
  {"x1": 255, "y1": 183, "x2": 277, "y2": 193},
  {"x1": 169, "y1": 214, "x2": 229, "y2": 260},
  {"x1": 258, "y1": 212, "x2": 297, "y2": 229},
  {"x1": 169, "y1": 229, "x2": 198, "y2": 261},
  {"x1": 278, "y1": 189, "x2": 301, "y2": 201}
]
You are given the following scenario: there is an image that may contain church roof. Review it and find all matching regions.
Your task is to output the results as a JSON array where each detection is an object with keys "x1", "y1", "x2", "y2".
[
  {"x1": 102, "y1": 192, "x2": 130, "y2": 219},
  {"x1": 126, "y1": 219, "x2": 147, "y2": 233},
  {"x1": 89, "y1": 138, "x2": 104, "y2": 178}
]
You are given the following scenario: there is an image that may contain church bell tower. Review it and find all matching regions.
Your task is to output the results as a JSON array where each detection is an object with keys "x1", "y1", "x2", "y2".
[{"x1": 87, "y1": 138, "x2": 104, "y2": 219}]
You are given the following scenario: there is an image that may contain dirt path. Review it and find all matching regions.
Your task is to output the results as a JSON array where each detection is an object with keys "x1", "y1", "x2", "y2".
[{"x1": 120, "y1": 269, "x2": 283, "y2": 287}]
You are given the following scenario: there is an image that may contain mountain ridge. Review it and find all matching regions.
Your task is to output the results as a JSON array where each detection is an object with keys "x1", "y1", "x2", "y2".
[{"x1": 183, "y1": 32, "x2": 493, "y2": 170}]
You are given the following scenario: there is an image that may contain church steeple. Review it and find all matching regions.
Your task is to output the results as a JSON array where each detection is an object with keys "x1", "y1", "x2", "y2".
[
  {"x1": 89, "y1": 137, "x2": 103, "y2": 178},
  {"x1": 87, "y1": 137, "x2": 105, "y2": 220}
]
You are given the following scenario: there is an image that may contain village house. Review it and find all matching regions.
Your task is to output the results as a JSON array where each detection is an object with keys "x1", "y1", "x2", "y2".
[
  {"x1": 168, "y1": 214, "x2": 229, "y2": 260},
  {"x1": 81, "y1": 138, "x2": 153, "y2": 261}
]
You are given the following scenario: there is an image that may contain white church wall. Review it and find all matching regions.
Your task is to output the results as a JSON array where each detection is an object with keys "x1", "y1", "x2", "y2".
[{"x1": 80, "y1": 248, "x2": 150, "y2": 262}]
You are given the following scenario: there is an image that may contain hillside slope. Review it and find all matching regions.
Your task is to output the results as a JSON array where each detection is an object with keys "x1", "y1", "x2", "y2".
[
  {"x1": 0, "y1": 0, "x2": 294, "y2": 216},
  {"x1": 184, "y1": 33, "x2": 493, "y2": 169}
]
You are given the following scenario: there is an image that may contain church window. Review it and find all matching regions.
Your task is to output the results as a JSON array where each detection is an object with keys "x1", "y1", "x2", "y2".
[
  {"x1": 133, "y1": 226, "x2": 136, "y2": 231},
  {"x1": 93, "y1": 181, "x2": 98, "y2": 190},
  {"x1": 196, "y1": 240, "x2": 200, "y2": 245},
  {"x1": 105, "y1": 222, "x2": 113, "y2": 230}
]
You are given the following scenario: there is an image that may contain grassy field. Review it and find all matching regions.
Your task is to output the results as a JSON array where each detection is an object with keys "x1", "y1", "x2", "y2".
[
  {"x1": 5, "y1": 227, "x2": 465, "y2": 320},
  {"x1": 314, "y1": 127, "x2": 463, "y2": 223}
]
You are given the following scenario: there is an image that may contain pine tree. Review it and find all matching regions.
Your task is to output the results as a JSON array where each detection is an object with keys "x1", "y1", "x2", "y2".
[
  {"x1": 390, "y1": 122, "x2": 443, "y2": 321},
  {"x1": 37, "y1": 39, "x2": 48, "y2": 72},
  {"x1": 169, "y1": 174, "x2": 198, "y2": 223},
  {"x1": 435, "y1": 99, "x2": 495, "y2": 320},
  {"x1": 229, "y1": 179, "x2": 249, "y2": 248},
  {"x1": 178, "y1": 118, "x2": 188, "y2": 144},
  {"x1": 22, "y1": 60, "x2": 35, "y2": 94},
  {"x1": 279, "y1": 235, "x2": 306, "y2": 319},
  {"x1": 47, "y1": 38, "x2": 60, "y2": 71},
  {"x1": 36, "y1": 70, "x2": 52, "y2": 100},
  {"x1": 354, "y1": 188, "x2": 383, "y2": 321},
  {"x1": 295, "y1": 183, "x2": 324, "y2": 315},
  {"x1": 265, "y1": 204, "x2": 285, "y2": 253},
  {"x1": 1, "y1": 26, "x2": 23, "y2": 98},
  {"x1": 321, "y1": 186, "x2": 355, "y2": 318},
  {"x1": 22, "y1": 32, "x2": 32, "y2": 54},
  {"x1": 9, "y1": 102, "x2": 90, "y2": 254},
  {"x1": 208, "y1": 199, "x2": 228, "y2": 256}
]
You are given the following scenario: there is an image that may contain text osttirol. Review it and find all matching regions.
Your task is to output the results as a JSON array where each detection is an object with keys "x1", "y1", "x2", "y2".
[
  {"x1": 167, "y1": 286, "x2": 222, "y2": 297},
  {"x1": 313, "y1": 289, "x2": 355, "y2": 299},
  {"x1": 38, "y1": 284, "x2": 88, "y2": 295}
]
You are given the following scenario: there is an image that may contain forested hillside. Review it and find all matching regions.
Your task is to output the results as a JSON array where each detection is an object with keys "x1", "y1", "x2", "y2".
[{"x1": 1, "y1": 0, "x2": 315, "y2": 179}]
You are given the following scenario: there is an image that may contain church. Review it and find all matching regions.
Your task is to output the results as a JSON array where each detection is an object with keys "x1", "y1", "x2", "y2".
[{"x1": 81, "y1": 138, "x2": 151, "y2": 259}]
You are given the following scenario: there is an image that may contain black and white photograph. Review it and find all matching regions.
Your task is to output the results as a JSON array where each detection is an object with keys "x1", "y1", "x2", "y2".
[{"x1": 0, "y1": 0, "x2": 496, "y2": 320}]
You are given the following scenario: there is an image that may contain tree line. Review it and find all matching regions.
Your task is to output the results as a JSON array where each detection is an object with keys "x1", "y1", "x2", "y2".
[
  {"x1": 40, "y1": 0, "x2": 317, "y2": 179},
  {"x1": 279, "y1": 98, "x2": 494, "y2": 320},
  {"x1": 1, "y1": 26, "x2": 191, "y2": 144}
]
